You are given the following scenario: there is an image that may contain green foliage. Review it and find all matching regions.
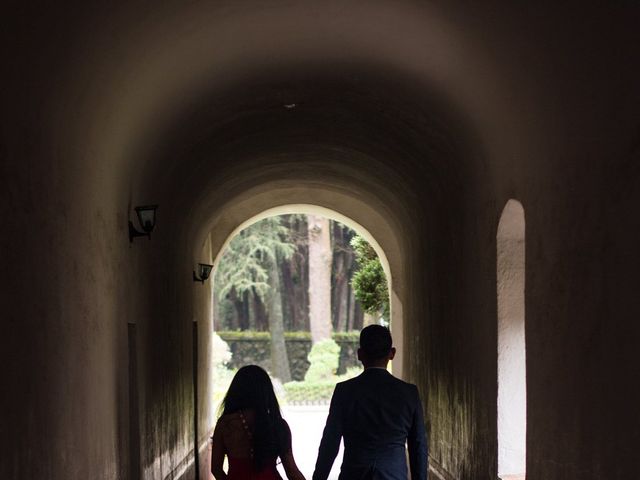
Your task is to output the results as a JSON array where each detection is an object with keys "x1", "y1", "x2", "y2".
[
  {"x1": 211, "y1": 333, "x2": 235, "y2": 411},
  {"x1": 214, "y1": 213, "x2": 368, "y2": 333},
  {"x1": 305, "y1": 339, "x2": 341, "y2": 382},
  {"x1": 350, "y1": 236, "x2": 390, "y2": 320},
  {"x1": 215, "y1": 217, "x2": 296, "y2": 302},
  {"x1": 216, "y1": 330, "x2": 359, "y2": 342},
  {"x1": 283, "y1": 380, "x2": 336, "y2": 403},
  {"x1": 330, "y1": 331, "x2": 360, "y2": 343},
  {"x1": 218, "y1": 330, "x2": 272, "y2": 341},
  {"x1": 212, "y1": 331, "x2": 233, "y2": 367},
  {"x1": 283, "y1": 365, "x2": 363, "y2": 403},
  {"x1": 341, "y1": 366, "x2": 365, "y2": 380}
]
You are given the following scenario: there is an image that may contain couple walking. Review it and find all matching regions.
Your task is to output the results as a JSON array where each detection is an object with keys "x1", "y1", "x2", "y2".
[{"x1": 211, "y1": 325, "x2": 428, "y2": 480}]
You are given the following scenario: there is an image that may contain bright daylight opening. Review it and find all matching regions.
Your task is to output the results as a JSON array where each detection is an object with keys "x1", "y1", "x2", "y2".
[
  {"x1": 497, "y1": 199, "x2": 527, "y2": 480},
  {"x1": 209, "y1": 206, "x2": 392, "y2": 480}
]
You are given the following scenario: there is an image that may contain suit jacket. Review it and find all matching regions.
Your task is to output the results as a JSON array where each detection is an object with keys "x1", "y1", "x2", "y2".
[{"x1": 313, "y1": 368, "x2": 427, "y2": 480}]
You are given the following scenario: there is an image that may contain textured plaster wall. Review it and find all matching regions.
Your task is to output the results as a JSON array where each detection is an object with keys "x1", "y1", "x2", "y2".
[
  {"x1": 0, "y1": 80, "x2": 131, "y2": 480},
  {"x1": 2, "y1": 3, "x2": 640, "y2": 480}
]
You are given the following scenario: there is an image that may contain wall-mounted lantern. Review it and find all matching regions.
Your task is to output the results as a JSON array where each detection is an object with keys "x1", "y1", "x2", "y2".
[
  {"x1": 129, "y1": 205, "x2": 158, "y2": 242},
  {"x1": 193, "y1": 263, "x2": 213, "y2": 283}
]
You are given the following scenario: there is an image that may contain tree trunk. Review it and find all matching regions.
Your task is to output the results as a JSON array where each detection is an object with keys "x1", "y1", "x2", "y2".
[
  {"x1": 280, "y1": 257, "x2": 296, "y2": 331},
  {"x1": 334, "y1": 257, "x2": 347, "y2": 332},
  {"x1": 308, "y1": 214, "x2": 333, "y2": 344},
  {"x1": 229, "y1": 289, "x2": 246, "y2": 330},
  {"x1": 332, "y1": 223, "x2": 344, "y2": 331},
  {"x1": 340, "y1": 280, "x2": 350, "y2": 330},
  {"x1": 332, "y1": 222, "x2": 355, "y2": 332},
  {"x1": 354, "y1": 301, "x2": 364, "y2": 330},
  {"x1": 243, "y1": 290, "x2": 253, "y2": 330},
  {"x1": 347, "y1": 286, "x2": 355, "y2": 331},
  {"x1": 293, "y1": 215, "x2": 310, "y2": 331},
  {"x1": 251, "y1": 288, "x2": 268, "y2": 331},
  {"x1": 268, "y1": 259, "x2": 291, "y2": 382}
]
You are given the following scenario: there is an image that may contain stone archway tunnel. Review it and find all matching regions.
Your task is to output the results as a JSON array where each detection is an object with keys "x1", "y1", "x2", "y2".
[{"x1": 2, "y1": 3, "x2": 640, "y2": 480}]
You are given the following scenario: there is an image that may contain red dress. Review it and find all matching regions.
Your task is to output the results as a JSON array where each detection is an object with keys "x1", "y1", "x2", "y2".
[
  {"x1": 227, "y1": 457, "x2": 282, "y2": 480},
  {"x1": 225, "y1": 410, "x2": 283, "y2": 480}
]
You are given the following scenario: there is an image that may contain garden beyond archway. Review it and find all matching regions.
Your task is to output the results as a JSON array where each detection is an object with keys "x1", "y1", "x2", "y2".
[{"x1": 210, "y1": 209, "x2": 393, "y2": 395}]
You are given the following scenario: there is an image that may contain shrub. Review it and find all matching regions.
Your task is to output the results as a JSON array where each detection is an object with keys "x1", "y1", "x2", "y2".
[
  {"x1": 350, "y1": 235, "x2": 390, "y2": 321},
  {"x1": 283, "y1": 381, "x2": 337, "y2": 404},
  {"x1": 337, "y1": 366, "x2": 363, "y2": 381},
  {"x1": 211, "y1": 333, "x2": 235, "y2": 412},
  {"x1": 212, "y1": 331, "x2": 232, "y2": 367},
  {"x1": 305, "y1": 339, "x2": 341, "y2": 382},
  {"x1": 283, "y1": 365, "x2": 364, "y2": 404}
]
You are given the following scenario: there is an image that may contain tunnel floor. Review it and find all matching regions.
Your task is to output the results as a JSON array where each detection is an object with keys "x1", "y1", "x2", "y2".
[{"x1": 208, "y1": 405, "x2": 526, "y2": 480}]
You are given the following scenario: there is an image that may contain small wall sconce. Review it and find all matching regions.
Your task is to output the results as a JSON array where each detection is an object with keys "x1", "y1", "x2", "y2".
[
  {"x1": 193, "y1": 263, "x2": 213, "y2": 283},
  {"x1": 129, "y1": 205, "x2": 158, "y2": 242}
]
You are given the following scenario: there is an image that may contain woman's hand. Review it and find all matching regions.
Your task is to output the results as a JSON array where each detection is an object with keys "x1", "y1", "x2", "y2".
[{"x1": 281, "y1": 449, "x2": 306, "y2": 480}]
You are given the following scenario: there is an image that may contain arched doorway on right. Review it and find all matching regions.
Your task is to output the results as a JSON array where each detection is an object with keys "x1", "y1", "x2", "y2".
[{"x1": 497, "y1": 199, "x2": 526, "y2": 480}]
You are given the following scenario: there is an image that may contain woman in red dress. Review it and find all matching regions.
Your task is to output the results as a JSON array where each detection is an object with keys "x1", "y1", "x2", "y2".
[{"x1": 211, "y1": 365, "x2": 306, "y2": 480}]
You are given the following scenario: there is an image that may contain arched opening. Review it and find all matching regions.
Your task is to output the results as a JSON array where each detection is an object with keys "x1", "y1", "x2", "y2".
[
  {"x1": 211, "y1": 204, "x2": 402, "y2": 379},
  {"x1": 497, "y1": 199, "x2": 527, "y2": 479},
  {"x1": 196, "y1": 195, "x2": 405, "y2": 376},
  {"x1": 210, "y1": 207, "x2": 392, "y2": 386},
  {"x1": 203, "y1": 204, "x2": 397, "y2": 479}
]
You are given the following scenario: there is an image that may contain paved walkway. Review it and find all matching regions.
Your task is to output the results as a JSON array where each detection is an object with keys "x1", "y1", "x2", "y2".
[
  {"x1": 278, "y1": 405, "x2": 342, "y2": 480},
  {"x1": 209, "y1": 404, "x2": 524, "y2": 480}
]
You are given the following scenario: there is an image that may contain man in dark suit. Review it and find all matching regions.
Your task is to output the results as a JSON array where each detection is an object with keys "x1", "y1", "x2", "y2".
[{"x1": 313, "y1": 325, "x2": 427, "y2": 480}]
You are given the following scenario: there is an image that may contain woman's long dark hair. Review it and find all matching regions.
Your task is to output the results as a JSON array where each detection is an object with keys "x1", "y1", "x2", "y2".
[{"x1": 221, "y1": 365, "x2": 289, "y2": 470}]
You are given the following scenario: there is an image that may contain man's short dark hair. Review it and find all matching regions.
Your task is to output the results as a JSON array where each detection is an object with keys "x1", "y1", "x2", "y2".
[{"x1": 360, "y1": 325, "x2": 393, "y2": 360}]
